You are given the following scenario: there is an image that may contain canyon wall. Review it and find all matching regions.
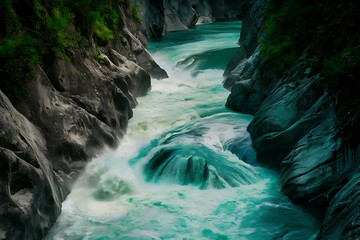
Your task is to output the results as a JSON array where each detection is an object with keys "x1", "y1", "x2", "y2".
[
  {"x1": 0, "y1": 2, "x2": 166, "y2": 239},
  {"x1": 134, "y1": 0, "x2": 244, "y2": 38},
  {"x1": 224, "y1": 0, "x2": 360, "y2": 239}
]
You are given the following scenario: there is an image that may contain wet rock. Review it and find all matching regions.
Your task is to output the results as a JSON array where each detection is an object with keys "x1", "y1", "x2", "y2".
[
  {"x1": 135, "y1": 47, "x2": 169, "y2": 79},
  {"x1": 144, "y1": 145, "x2": 259, "y2": 189},
  {"x1": 196, "y1": 16, "x2": 214, "y2": 24},
  {"x1": 223, "y1": 0, "x2": 270, "y2": 115},
  {"x1": 226, "y1": 133, "x2": 257, "y2": 166}
]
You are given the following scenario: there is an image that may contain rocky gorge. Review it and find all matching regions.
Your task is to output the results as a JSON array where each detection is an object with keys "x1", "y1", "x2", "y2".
[{"x1": 1, "y1": 0, "x2": 359, "y2": 239}]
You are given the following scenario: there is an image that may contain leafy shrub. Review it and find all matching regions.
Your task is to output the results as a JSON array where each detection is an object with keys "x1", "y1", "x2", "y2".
[
  {"x1": 322, "y1": 46, "x2": 360, "y2": 91},
  {"x1": 0, "y1": 0, "x2": 141, "y2": 101},
  {"x1": 130, "y1": 4, "x2": 142, "y2": 22},
  {"x1": 260, "y1": 0, "x2": 317, "y2": 75},
  {"x1": 260, "y1": 0, "x2": 360, "y2": 141},
  {"x1": 0, "y1": 35, "x2": 39, "y2": 100},
  {"x1": 93, "y1": 50, "x2": 105, "y2": 64},
  {"x1": 261, "y1": 0, "x2": 360, "y2": 90},
  {"x1": 64, "y1": 0, "x2": 121, "y2": 42}
]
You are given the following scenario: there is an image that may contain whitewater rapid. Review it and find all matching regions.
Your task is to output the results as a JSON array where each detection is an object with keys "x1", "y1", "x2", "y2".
[{"x1": 46, "y1": 21, "x2": 319, "y2": 240}]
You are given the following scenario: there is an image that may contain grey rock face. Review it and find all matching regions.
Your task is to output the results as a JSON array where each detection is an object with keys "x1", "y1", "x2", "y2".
[
  {"x1": 133, "y1": 0, "x2": 166, "y2": 38},
  {"x1": 224, "y1": 0, "x2": 360, "y2": 239},
  {"x1": 0, "y1": 3, "x2": 167, "y2": 239},
  {"x1": 209, "y1": 0, "x2": 243, "y2": 19},
  {"x1": 0, "y1": 53, "x2": 145, "y2": 239},
  {"x1": 223, "y1": 0, "x2": 269, "y2": 79},
  {"x1": 164, "y1": 6, "x2": 196, "y2": 32},
  {"x1": 163, "y1": 0, "x2": 201, "y2": 32},
  {"x1": 223, "y1": 0, "x2": 270, "y2": 115},
  {"x1": 138, "y1": 0, "x2": 244, "y2": 36},
  {"x1": 115, "y1": 6, "x2": 169, "y2": 79},
  {"x1": 316, "y1": 166, "x2": 360, "y2": 240},
  {"x1": 0, "y1": 90, "x2": 63, "y2": 239}
]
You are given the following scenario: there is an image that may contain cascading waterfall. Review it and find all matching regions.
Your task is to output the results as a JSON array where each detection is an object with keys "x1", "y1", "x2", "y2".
[{"x1": 46, "y1": 21, "x2": 319, "y2": 240}]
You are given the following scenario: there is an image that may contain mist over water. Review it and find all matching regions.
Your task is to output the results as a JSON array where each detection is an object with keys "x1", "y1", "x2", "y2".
[{"x1": 46, "y1": 21, "x2": 319, "y2": 240}]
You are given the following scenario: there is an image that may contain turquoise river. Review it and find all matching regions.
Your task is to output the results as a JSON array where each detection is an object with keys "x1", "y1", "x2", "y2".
[{"x1": 46, "y1": 21, "x2": 320, "y2": 240}]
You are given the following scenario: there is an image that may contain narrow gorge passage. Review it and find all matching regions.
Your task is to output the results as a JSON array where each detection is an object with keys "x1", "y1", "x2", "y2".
[{"x1": 46, "y1": 21, "x2": 319, "y2": 240}]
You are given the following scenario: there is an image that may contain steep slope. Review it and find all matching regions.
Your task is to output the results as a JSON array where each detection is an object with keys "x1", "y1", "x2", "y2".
[
  {"x1": 0, "y1": 1, "x2": 167, "y2": 239},
  {"x1": 224, "y1": 0, "x2": 360, "y2": 239},
  {"x1": 134, "y1": 0, "x2": 244, "y2": 38}
]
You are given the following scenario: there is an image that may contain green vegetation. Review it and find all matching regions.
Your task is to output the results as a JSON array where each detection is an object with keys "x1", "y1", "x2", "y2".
[
  {"x1": 130, "y1": 4, "x2": 142, "y2": 22},
  {"x1": 0, "y1": 0, "x2": 142, "y2": 101},
  {"x1": 93, "y1": 51, "x2": 105, "y2": 64},
  {"x1": 260, "y1": 0, "x2": 311, "y2": 74},
  {"x1": 260, "y1": 0, "x2": 360, "y2": 90},
  {"x1": 64, "y1": 0, "x2": 121, "y2": 43},
  {"x1": 119, "y1": 0, "x2": 131, "y2": 4},
  {"x1": 260, "y1": 0, "x2": 360, "y2": 141}
]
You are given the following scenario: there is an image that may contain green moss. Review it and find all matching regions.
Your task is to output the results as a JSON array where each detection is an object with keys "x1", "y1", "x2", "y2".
[
  {"x1": 0, "y1": 34, "x2": 40, "y2": 101},
  {"x1": 121, "y1": 36, "x2": 127, "y2": 45},
  {"x1": 130, "y1": 4, "x2": 142, "y2": 22},
  {"x1": 260, "y1": 0, "x2": 315, "y2": 75},
  {"x1": 260, "y1": 0, "x2": 360, "y2": 142},
  {"x1": 322, "y1": 46, "x2": 360, "y2": 91},
  {"x1": 261, "y1": 0, "x2": 360, "y2": 90},
  {"x1": 0, "y1": 0, "x2": 139, "y2": 101},
  {"x1": 93, "y1": 50, "x2": 105, "y2": 64},
  {"x1": 65, "y1": 0, "x2": 122, "y2": 43}
]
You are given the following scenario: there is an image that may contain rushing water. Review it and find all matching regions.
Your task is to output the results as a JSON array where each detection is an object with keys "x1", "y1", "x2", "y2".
[{"x1": 46, "y1": 21, "x2": 319, "y2": 240}]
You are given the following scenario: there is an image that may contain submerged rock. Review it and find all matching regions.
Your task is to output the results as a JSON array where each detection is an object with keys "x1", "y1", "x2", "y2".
[
  {"x1": 131, "y1": 113, "x2": 259, "y2": 189},
  {"x1": 144, "y1": 145, "x2": 258, "y2": 189}
]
